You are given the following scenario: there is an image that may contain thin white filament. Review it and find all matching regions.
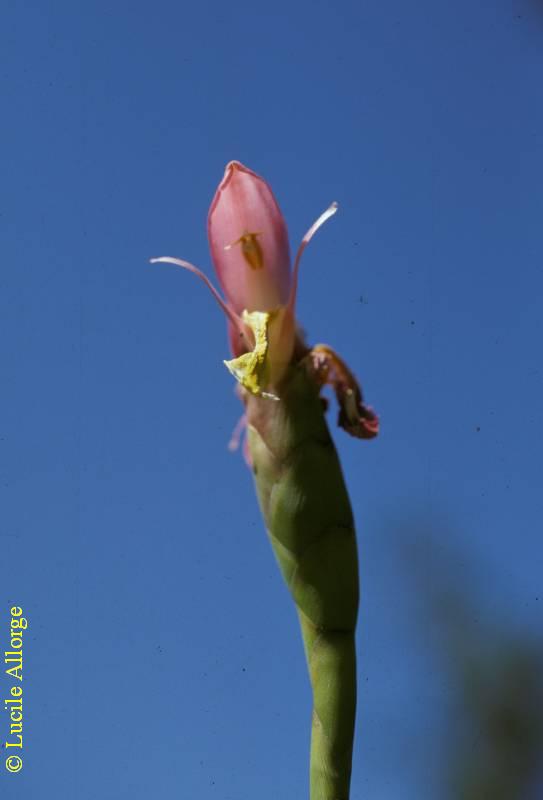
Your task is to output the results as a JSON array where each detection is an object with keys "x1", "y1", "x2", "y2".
[
  {"x1": 150, "y1": 256, "x2": 244, "y2": 333},
  {"x1": 288, "y1": 202, "x2": 339, "y2": 313}
]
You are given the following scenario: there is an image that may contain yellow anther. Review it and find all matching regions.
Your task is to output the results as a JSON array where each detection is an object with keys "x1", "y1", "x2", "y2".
[{"x1": 225, "y1": 232, "x2": 264, "y2": 270}]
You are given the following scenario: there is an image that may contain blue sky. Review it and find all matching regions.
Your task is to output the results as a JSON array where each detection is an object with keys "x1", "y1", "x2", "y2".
[{"x1": 2, "y1": 1, "x2": 543, "y2": 798}]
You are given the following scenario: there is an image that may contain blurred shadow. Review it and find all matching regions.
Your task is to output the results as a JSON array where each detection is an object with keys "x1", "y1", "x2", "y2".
[
  {"x1": 393, "y1": 515, "x2": 543, "y2": 799},
  {"x1": 529, "y1": 0, "x2": 543, "y2": 21},
  {"x1": 450, "y1": 638, "x2": 543, "y2": 800}
]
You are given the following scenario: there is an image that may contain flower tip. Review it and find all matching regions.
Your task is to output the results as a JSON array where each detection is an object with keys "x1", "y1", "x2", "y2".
[
  {"x1": 222, "y1": 160, "x2": 245, "y2": 182},
  {"x1": 220, "y1": 160, "x2": 258, "y2": 189}
]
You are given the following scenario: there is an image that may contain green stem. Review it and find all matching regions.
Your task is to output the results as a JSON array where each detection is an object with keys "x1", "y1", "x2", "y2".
[{"x1": 245, "y1": 364, "x2": 358, "y2": 799}]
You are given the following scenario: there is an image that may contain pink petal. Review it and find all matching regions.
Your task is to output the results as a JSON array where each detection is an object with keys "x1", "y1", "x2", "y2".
[{"x1": 208, "y1": 161, "x2": 291, "y2": 313}]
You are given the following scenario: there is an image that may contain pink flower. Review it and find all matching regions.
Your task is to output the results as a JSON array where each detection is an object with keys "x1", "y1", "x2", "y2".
[
  {"x1": 152, "y1": 161, "x2": 337, "y2": 395},
  {"x1": 151, "y1": 161, "x2": 377, "y2": 440},
  {"x1": 208, "y1": 161, "x2": 291, "y2": 315}
]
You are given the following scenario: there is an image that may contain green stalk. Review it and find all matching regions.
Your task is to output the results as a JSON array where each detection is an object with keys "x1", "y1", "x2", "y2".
[{"x1": 244, "y1": 362, "x2": 359, "y2": 800}]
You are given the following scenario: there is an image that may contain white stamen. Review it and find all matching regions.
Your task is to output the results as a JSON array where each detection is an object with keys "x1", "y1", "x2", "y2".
[
  {"x1": 228, "y1": 413, "x2": 247, "y2": 452},
  {"x1": 288, "y1": 202, "x2": 338, "y2": 313},
  {"x1": 302, "y1": 202, "x2": 338, "y2": 247},
  {"x1": 150, "y1": 256, "x2": 244, "y2": 333}
]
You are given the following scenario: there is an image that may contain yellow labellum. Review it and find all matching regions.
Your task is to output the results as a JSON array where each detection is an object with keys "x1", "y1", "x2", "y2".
[{"x1": 224, "y1": 310, "x2": 276, "y2": 395}]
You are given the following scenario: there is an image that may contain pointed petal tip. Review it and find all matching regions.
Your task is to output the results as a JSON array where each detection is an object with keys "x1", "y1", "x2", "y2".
[
  {"x1": 224, "y1": 159, "x2": 243, "y2": 172},
  {"x1": 220, "y1": 160, "x2": 259, "y2": 189},
  {"x1": 224, "y1": 159, "x2": 255, "y2": 173},
  {"x1": 222, "y1": 160, "x2": 248, "y2": 184}
]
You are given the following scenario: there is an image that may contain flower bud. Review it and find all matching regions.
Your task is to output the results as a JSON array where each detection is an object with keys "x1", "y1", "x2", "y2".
[
  {"x1": 152, "y1": 162, "x2": 351, "y2": 404},
  {"x1": 208, "y1": 161, "x2": 291, "y2": 314}
]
